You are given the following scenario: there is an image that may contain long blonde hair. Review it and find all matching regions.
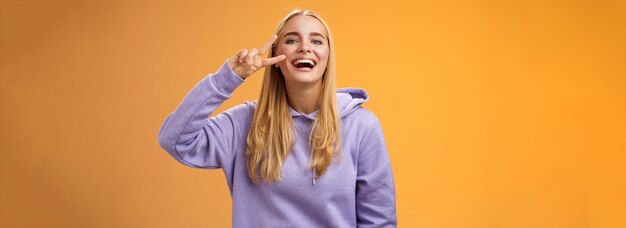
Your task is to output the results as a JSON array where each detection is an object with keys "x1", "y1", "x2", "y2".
[{"x1": 246, "y1": 9, "x2": 341, "y2": 183}]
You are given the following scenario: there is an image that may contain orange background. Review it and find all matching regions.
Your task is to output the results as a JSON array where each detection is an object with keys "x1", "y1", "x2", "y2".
[{"x1": 1, "y1": 0, "x2": 625, "y2": 227}]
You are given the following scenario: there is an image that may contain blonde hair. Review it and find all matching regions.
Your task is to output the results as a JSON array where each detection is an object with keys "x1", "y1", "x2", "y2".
[{"x1": 246, "y1": 9, "x2": 341, "y2": 183}]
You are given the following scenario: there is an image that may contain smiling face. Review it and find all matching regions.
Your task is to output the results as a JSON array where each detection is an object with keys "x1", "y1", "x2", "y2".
[{"x1": 274, "y1": 15, "x2": 330, "y2": 85}]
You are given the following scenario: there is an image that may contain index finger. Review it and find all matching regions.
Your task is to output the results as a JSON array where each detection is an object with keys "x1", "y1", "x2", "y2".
[{"x1": 259, "y1": 34, "x2": 279, "y2": 55}]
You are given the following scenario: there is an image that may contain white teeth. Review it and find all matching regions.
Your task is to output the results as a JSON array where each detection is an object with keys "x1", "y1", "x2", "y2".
[{"x1": 293, "y1": 59, "x2": 315, "y2": 66}]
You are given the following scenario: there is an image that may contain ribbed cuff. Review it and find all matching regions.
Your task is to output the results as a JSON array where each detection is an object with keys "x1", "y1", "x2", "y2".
[{"x1": 209, "y1": 59, "x2": 245, "y2": 96}]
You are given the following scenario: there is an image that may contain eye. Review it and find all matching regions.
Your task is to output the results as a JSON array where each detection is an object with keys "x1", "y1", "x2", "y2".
[
  {"x1": 285, "y1": 39, "x2": 297, "y2": 44},
  {"x1": 312, "y1": 39, "x2": 323, "y2": 45}
]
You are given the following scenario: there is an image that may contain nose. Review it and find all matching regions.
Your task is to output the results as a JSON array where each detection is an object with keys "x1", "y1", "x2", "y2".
[{"x1": 297, "y1": 42, "x2": 311, "y2": 53}]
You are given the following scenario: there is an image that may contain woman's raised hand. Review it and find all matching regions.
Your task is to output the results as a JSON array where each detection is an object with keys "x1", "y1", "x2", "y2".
[{"x1": 228, "y1": 34, "x2": 286, "y2": 79}]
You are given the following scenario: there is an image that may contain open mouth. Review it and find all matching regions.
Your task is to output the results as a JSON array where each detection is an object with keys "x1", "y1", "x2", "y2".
[{"x1": 291, "y1": 58, "x2": 316, "y2": 71}]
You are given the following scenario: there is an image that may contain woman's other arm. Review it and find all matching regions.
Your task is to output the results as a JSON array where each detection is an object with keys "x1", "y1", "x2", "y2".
[{"x1": 356, "y1": 117, "x2": 398, "y2": 227}]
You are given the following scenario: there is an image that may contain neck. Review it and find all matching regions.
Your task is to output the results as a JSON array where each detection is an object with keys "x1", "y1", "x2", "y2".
[{"x1": 285, "y1": 80, "x2": 323, "y2": 115}]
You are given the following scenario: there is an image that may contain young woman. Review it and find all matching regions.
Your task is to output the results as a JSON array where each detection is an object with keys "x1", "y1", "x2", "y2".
[{"x1": 158, "y1": 9, "x2": 397, "y2": 227}]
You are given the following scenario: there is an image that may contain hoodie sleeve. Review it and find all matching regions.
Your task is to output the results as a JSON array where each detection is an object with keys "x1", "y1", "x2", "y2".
[
  {"x1": 157, "y1": 59, "x2": 248, "y2": 169},
  {"x1": 356, "y1": 117, "x2": 398, "y2": 227}
]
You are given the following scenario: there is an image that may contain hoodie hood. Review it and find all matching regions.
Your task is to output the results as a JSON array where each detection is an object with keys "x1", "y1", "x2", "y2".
[
  {"x1": 287, "y1": 87, "x2": 370, "y2": 186},
  {"x1": 288, "y1": 87, "x2": 369, "y2": 120}
]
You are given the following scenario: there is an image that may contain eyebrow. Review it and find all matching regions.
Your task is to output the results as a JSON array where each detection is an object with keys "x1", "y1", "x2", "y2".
[{"x1": 283, "y1": 31, "x2": 326, "y2": 39}]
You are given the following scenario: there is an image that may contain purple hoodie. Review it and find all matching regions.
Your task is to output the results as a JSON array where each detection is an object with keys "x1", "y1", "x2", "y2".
[{"x1": 158, "y1": 60, "x2": 397, "y2": 227}]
